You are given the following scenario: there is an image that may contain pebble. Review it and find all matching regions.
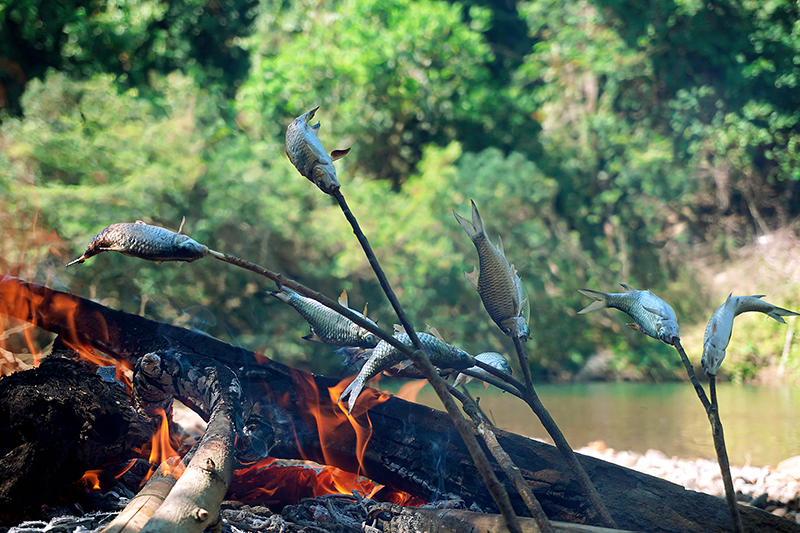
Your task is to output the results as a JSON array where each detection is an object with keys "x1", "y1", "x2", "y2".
[{"x1": 578, "y1": 441, "x2": 800, "y2": 521}]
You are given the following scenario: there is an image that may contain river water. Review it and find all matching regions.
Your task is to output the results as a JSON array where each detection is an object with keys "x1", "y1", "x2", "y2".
[{"x1": 411, "y1": 382, "x2": 800, "y2": 467}]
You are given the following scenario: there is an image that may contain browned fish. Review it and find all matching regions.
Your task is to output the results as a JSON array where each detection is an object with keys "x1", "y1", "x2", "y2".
[
  {"x1": 66, "y1": 221, "x2": 209, "y2": 266},
  {"x1": 285, "y1": 107, "x2": 350, "y2": 194}
]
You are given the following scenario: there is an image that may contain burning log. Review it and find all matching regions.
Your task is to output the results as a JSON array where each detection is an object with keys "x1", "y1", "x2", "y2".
[{"x1": 1, "y1": 276, "x2": 800, "y2": 533}]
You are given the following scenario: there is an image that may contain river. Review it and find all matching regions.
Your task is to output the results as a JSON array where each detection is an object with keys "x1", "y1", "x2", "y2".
[{"x1": 411, "y1": 381, "x2": 800, "y2": 467}]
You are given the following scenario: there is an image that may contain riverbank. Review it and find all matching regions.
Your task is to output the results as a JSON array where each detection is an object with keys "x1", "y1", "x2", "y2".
[{"x1": 578, "y1": 441, "x2": 800, "y2": 522}]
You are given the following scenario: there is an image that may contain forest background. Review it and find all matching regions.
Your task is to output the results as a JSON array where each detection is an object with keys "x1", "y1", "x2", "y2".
[{"x1": 1, "y1": 0, "x2": 799, "y2": 384}]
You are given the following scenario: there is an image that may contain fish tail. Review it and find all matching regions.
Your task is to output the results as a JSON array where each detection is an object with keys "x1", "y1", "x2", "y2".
[
  {"x1": 767, "y1": 306, "x2": 799, "y2": 324},
  {"x1": 266, "y1": 284, "x2": 292, "y2": 303},
  {"x1": 577, "y1": 289, "x2": 608, "y2": 314},
  {"x1": 454, "y1": 200, "x2": 485, "y2": 240}
]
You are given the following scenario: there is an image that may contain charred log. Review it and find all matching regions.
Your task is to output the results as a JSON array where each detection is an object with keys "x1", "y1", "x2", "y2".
[
  {"x1": 1, "y1": 277, "x2": 799, "y2": 533},
  {"x1": 0, "y1": 354, "x2": 154, "y2": 522}
]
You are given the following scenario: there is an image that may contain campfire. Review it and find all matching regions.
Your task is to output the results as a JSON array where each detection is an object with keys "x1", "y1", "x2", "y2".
[{"x1": 1, "y1": 276, "x2": 798, "y2": 533}]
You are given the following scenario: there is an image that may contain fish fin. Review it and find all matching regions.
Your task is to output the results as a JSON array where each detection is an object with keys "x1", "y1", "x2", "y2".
[
  {"x1": 497, "y1": 235, "x2": 505, "y2": 256},
  {"x1": 267, "y1": 287, "x2": 291, "y2": 303},
  {"x1": 577, "y1": 289, "x2": 608, "y2": 314},
  {"x1": 393, "y1": 324, "x2": 406, "y2": 334},
  {"x1": 619, "y1": 283, "x2": 636, "y2": 292},
  {"x1": 330, "y1": 147, "x2": 351, "y2": 161},
  {"x1": 483, "y1": 382, "x2": 490, "y2": 390},
  {"x1": 135, "y1": 220, "x2": 146, "y2": 225},
  {"x1": 453, "y1": 373, "x2": 467, "y2": 388},
  {"x1": 177, "y1": 216, "x2": 186, "y2": 234},
  {"x1": 643, "y1": 305, "x2": 668, "y2": 318},
  {"x1": 454, "y1": 210, "x2": 478, "y2": 239},
  {"x1": 362, "y1": 302, "x2": 369, "y2": 319},
  {"x1": 338, "y1": 289, "x2": 348, "y2": 307},
  {"x1": 395, "y1": 359, "x2": 414, "y2": 372},
  {"x1": 469, "y1": 200, "x2": 486, "y2": 235},
  {"x1": 303, "y1": 106, "x2": 320, "y2": 123},
  {"x1": 65, "y1": 255, "x2": 88, "y2": 267},
  {"x1": 464, "y1": 267, "x2": 479, "y2": 290},
  {"x1": 427, "y1": 324, "x2": 445, "y2": 342},
  {"x1": 626, "y1": 322, "x2": 644, "y2": 333},
  {"x1": 302, "y1": 331, "x2": 326, "y2": 344}
]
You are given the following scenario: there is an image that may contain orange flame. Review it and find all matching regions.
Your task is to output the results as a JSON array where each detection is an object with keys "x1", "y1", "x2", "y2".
[
  {"x1": 78, "y1": 469, "x2": 103, "y2": 491},
  {"x1": 396, "y1": 379, "x2": 428, "y2": 403},
  {"x1": 142, "y1": 409, "x2": 183, "y2": 481}
]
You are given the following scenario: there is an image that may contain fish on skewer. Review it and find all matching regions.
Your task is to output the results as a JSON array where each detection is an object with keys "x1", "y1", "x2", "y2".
[
  {"x1": 285, "y1": 107, "x2": 350, "y2": 194},
  {"x1": 454, "y1": 200, "x2": 529, "y2": 339},
  {"x1": 268, "y1": 285, "x2": 379, "y2": 349},
  {"x1": 702, "y1": 294, "x2": 799, "y2": 375},
  {"x1": 338, "y1": 331, "x2": 475, "y2": 414},
  {"x1": 577, "y1": 283, "x2": 680, "y2": 345},
  {"x1": 66, "y1": 220, "x2": 209, "y2": 267},
  {"x1": 453, "y1": 351, "x2": 513, "y2": 388}
]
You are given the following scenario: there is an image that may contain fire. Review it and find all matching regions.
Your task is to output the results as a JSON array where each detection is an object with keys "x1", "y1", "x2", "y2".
[
  {"x1": 142, "y1": 408, "x2": 184, "y2": 480},
  {"x1": 229, "y1": 458, "x2": 425, "y2": 508},
  {"x1": 396, "y1": 379, "x2": 428, "y2": 402},
  {"x1": 78, "y1": 469, "x2": 103, "y2": 491}
]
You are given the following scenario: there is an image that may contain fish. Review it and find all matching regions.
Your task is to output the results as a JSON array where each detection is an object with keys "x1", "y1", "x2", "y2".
[
  {"x1": 577, "y1": 283, "x2": 680, "y2": 345},
  {"x1": 268, "y1": 285, "x2": 379, "y2": 348},
  {"x1": 338, "y1": 331, "x2": 475, "y2": 414},
  {"x1": 454, "y1": 200, "x2": 530, "y2": 339},
  {"x1": 702, "y1": 294, "x2": 799, "y2": 375},
  {"x1": 66, "y1": 221, "x2": 209, "y2": 267},
  {"x1": 453, "y1": 351, "x2": 513, "y2": 388},
  {"x1": 285, "y1": 107, "x2": 351, "y2": 194}
]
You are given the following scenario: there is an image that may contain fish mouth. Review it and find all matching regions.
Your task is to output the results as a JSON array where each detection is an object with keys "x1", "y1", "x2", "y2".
[{"x1": 304, "y1": 106, "x2": 320, "y2": 122}]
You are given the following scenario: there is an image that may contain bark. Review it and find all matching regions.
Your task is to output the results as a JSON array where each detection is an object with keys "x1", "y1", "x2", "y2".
[
  {"x1": 1, "y1": 277, "x2": 799, "y2": 533},
  {"x1": 0, "y1": 354, "x2": 155, "y2": 522}
]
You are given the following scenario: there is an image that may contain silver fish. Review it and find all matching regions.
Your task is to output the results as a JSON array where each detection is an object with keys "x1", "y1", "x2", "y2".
[
  {"x1": 285, "y1": 107, "x2": 351, "y2": 194},
  {"x1": 268, "y1": 285, "x2": 379, "y2": 348},
  {"x1": 578, "y1": 283, "x2": 679, "y2": 345},
  {"x1": 66, "y1": 221, "x2": 208, "y2": 266},
  {"x1": 702, "y1": 294, "x2": 798, "y2": 375},
  {"x1": 338, "y1": 332, "x2": 475, "y2": 414},
  {"x1": 453, "y1": 351, "x2": 513, "y2": 388},
  {"x1": 454, "y1": 200, "x2": 529, "y2": 339}
]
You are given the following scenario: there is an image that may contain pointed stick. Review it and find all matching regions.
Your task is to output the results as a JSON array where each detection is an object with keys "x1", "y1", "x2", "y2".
[
  {"x1": 330, "y1": 188, "x2": 524, "y2": 533},
  {"x1": 673, "y1": 340, "x2": 743, "y2": 533},
  {"x1": 513, "y1": 335, "x2": 616, "y2": 528}
]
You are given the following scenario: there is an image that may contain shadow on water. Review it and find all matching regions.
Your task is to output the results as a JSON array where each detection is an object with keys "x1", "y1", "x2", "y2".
[{"x1": 412, "y1": 382, "x2": 800, "y2": 466}]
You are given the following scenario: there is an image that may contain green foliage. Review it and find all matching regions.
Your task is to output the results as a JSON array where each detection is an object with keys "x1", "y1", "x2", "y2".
[{"x1": 3, "y1": 0, "x2": 800, "y2": 382}]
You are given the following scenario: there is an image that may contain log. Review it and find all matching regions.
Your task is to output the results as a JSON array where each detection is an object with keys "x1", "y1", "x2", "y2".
[{"x1": 1, "y1": 277, "x2": 798, "y2": 533}]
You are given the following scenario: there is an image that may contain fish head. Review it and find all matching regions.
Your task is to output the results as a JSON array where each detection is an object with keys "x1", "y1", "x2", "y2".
[
  {"x1": 358, "y1": 328, "x2": 379, "y2": 348},
  {"x1": 499, "y1": 316, "x2": 529, "y2": 339},
  {"x1": 701, "y1": 342, "x2": 726, "y2": 376},
  {"x1": 656, "y1": 319, "x2": 680, "y2": 345},
  {"x1": 311, "y1": 162, "x2": 341, "y2": 194},
  {"x1": 173, "y1": 234, "x2": 209, "y2": 259}
]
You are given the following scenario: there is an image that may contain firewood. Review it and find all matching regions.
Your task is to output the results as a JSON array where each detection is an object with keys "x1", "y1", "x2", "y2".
[{"x1": 1, "y1": 277, "x2": 799, "y2": 533}]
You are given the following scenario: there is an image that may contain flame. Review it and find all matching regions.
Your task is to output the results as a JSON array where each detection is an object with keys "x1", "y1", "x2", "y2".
[
  {"x1": 396, "y1": 379, "x2": 428, "y2": 403},
  {"x1": 0, "y1": 277, "x2": 133, "y2": 385},
  {"x1": 142, "y1": 409, "x2": 183, "y2": 481},
  {"x1": 229, "y1": 458, "x2": 424, "y2": 508},
  {"x1": 78, "y1": 469, "x2": 103, "y2": 491}
]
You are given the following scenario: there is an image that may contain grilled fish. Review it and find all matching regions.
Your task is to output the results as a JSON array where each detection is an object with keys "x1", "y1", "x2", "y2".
[
  {"x1": 285, "y1": 107, "x2": 351, "y2": 194},
  {"x1": 453, "y1": 351, "x2": 512, "y2": 388},
  {"x1": 454, "y1": 200, "x2": 529, "y2": 339},
  {"x1": 702, "y1": 294, "x2": 798, "y2": 375},
  {"x1": 338, "y1": 332, "x2": 475, "y2": 414},
  {"x1": 66, "y1": 221, "x2": 209, "y2": 266},
  {"x1": 578, "y1": 284, "x2": 679, "y2": 345},
  {"x1": 268, "y1": 285, "x2": 379, "y2": 348}
]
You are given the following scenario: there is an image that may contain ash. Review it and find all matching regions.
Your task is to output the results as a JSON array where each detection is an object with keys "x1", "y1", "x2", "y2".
[{"x1": 5, "y1": 494, "x2": 467, "y2": 533}]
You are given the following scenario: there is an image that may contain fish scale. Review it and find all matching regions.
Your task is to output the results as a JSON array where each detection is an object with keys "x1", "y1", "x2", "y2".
[
  {"x1": 66, "y1": 222, "x2": 209, "y2": 266},
  {"x1": 454, "y1": 200, "x2": 529, "y2": 338},
  {"x1": 578, "y1": 284, "x2": 680, "y2": 345},
  {"x1": 338, "y1": 332, "x2": 475, "y2": 413},
  {"x1": 268, "y1": 286, "x2": 379, "y2": 348},
  {"x1": 285, "y1": 107, "x2": 350, "y2": 194},
  {"x1": 702, "y1": 294, "x2": 799, "y2": 375}
]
